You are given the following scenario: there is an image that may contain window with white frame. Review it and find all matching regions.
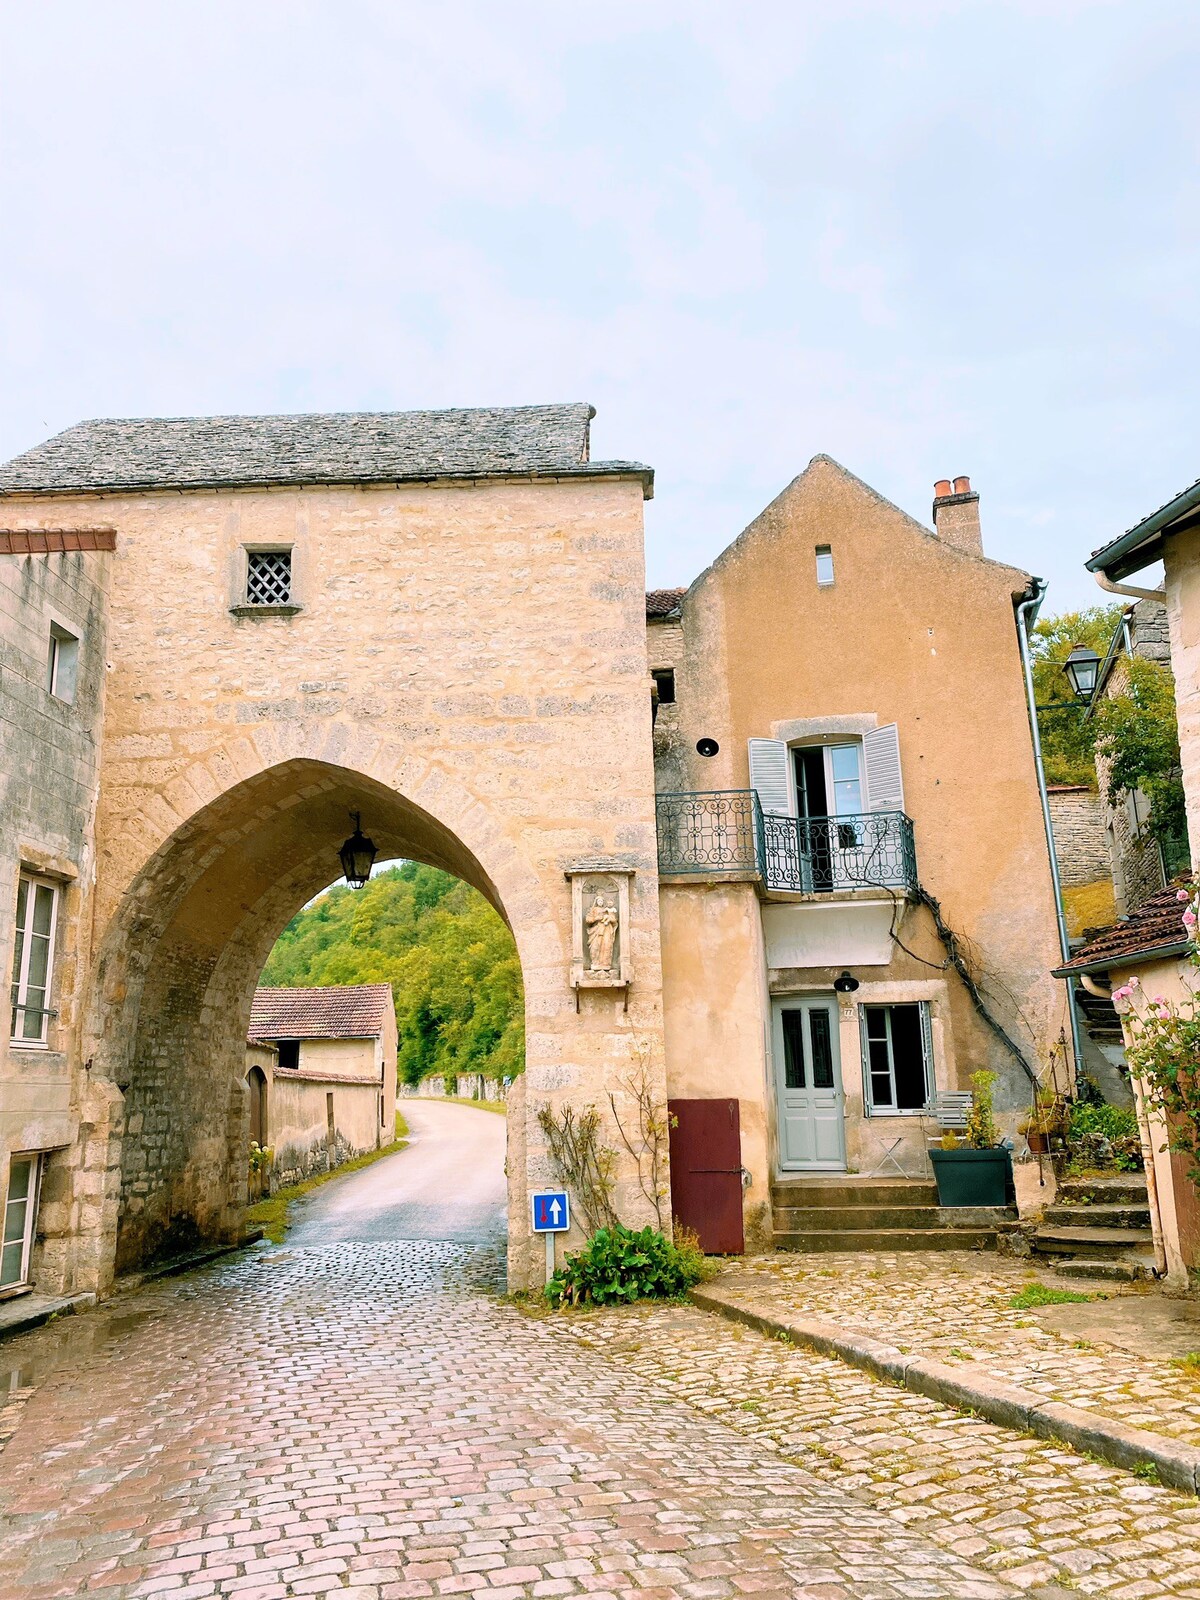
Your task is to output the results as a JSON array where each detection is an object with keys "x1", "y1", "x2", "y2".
[
  {"x1": 9, "y1": 874, "x2": 59, "y2": 1046},
  {"x1": 245, "y1": 549, "x2": 293, "y2": 606},
  {"x1": 1, "y1": 1153, "x2": 41, "y2": 1290},
  {"x1": 860, "y1": 1001, "x2": 933, "y2": 1113},
  {"x1": 46, "y1": 622, "x2": 80, "y2": 704},
  {"x1": 815, "y1": 545, "x2": 835, "y2": 586}
]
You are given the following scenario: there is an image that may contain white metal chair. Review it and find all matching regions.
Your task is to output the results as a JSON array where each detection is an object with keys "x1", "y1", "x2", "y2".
[{"x1": 920, "y1": 1090, "x2": 973, "y2": 1174}]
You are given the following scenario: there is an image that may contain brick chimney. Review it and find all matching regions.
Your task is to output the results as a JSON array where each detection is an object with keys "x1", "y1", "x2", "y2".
[{"x1": 932, "y1": 475, "x2": 982, "y2": 557}]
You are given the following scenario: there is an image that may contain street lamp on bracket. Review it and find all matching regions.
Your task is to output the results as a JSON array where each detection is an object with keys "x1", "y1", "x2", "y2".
[{"x1": 338, "y1": 811, "x2": 378, "y2": 889}]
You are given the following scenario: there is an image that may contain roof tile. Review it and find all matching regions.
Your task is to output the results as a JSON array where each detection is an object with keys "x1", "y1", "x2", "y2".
[
  {"x1": 248, "y1": 984, "x2": 393, "y2": 1041},
  {"x1": 0, "y1": 404, "x2": 653, "y2": 497},
  {"x1": 1056, "y1": 884, "x2": 1193, "y2": 974}
]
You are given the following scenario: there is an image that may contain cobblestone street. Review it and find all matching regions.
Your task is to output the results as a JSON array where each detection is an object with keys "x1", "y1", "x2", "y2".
[
  {"x1": 698, "y1": 1254, "x2": 1200, "y2": 1450},
  {"x1": 0, "y1": 1238, "x2": 1049, "y2": 1600}
]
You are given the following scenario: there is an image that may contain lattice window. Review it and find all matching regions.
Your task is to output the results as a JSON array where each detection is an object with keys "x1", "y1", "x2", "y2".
[{"x1": 245, "y1": 550, "x2": 292, "y2": 606}]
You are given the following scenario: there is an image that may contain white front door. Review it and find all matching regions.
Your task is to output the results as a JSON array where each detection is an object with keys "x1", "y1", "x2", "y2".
[{"x1": 772, "y1": 996, "x2": 846, "y2": 1170}]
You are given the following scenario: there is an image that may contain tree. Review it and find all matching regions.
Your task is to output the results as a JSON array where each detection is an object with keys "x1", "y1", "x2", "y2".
[
  {"x1": 261, "y1": 863, "x2": 525, "y2": 1086},
  {"x1": 1090, "y1": 656, "x2": 1186, "y2": 855},
  {"x1": 1030, "y1": 605, "x2": 1123, "y2": 785}
]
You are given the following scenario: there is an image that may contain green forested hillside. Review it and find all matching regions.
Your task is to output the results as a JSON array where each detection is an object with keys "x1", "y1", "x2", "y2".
[{"x1": 260, "y1": 864, "x2": 524, "y2": 1085}]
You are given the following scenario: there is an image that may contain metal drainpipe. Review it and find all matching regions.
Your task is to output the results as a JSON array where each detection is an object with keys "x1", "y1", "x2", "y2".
[{"x1": 1015, "y1": 578, "x2": 1085, "y2": 1088}]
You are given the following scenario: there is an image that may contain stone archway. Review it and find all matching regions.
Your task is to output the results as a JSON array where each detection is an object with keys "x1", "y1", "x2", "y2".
[{"x1": 84, "y1": 750, "x2": 565, "y2": 1279}]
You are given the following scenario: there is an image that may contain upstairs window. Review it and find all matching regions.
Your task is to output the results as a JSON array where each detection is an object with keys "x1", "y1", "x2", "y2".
[
  {"x1": 815, "y1": 545, "x2": 835, "y2": 586},
  {"x1": 245, "y1": 550, "x2": 293, "y2": 607},
  {"x1": 10, "y1": 875, "x2": 59, "y2": 1047},
  {"x1": 47, "y1": 623, "x2": 79, "y2": 703},
  {"x1": 276, "y1": 1039, "x2": 300, "y2": 1071}
]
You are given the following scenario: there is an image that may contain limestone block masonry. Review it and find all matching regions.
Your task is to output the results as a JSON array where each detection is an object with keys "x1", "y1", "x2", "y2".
[
  {"x1": 2, "y1": 471, "x2": 666, "y2": 1293},
  {"x1": 0, "y1": 537, "x2": 115, "y2": 1295}
]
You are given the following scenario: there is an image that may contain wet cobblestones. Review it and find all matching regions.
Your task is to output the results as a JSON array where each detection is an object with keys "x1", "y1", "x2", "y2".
[{"x1": 0, "y1": 1240, "x2": 1049, "y2": 1600}]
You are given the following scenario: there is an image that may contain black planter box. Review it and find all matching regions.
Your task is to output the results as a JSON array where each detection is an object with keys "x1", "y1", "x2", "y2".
[{"x1": 929, "y1": 1146, "x2": 1013, "y2": 1208}]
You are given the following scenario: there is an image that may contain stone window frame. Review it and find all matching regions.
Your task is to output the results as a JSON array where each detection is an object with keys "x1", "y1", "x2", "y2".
[
  {"x1": 0, "y1": 1151, "x2": 44, "y2": 1294},
  {"x1": 9, "y1": 871, "x2": 61, "y2": 1050},
  {"x1": 230, "y1": 543, "x2": 303, "y2": 619},
  {"x1": 44, "y1": 605, "x2": 84, "y2": 706}
]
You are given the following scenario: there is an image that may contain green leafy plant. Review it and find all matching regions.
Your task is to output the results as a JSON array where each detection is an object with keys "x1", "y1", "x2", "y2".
[
  {"x1": 1090, "y1": 657, "x2": 1187, "y2": 853},
  {"x1": 965, "y1": 1070, "x2": 999, "y2": 1149},
  {"x1": 544, "y1": 1223, "x2": 710, "y2": 1308},
  {"x1": 1066, "y1": 1102, "x2": 1143, "y2": 1172},
  {"x1": 1030, "y1": 604, "x2": 1123, "y2": 785},
  {"x1": 1007, "y1": 1283, "x2": 1093, "y2": 1310}
]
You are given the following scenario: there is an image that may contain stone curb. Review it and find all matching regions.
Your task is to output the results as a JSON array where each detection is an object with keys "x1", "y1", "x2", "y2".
[
  {"x1": 689, "y1": 1286, "x2": 1200, "y2": 1496},
  {"x1": 0, "y1": 1291, "x2": 97, "y2": 1343}
]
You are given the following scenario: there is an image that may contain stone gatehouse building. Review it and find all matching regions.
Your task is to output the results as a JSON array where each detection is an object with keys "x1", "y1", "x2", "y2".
[{"x1": 0, "y1": 406, "x2": 1066, "y2": 1297}]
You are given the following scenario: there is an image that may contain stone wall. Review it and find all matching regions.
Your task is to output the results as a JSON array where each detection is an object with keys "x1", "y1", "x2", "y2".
[
  {"x1": 0, "y1": 540, "x2": 114, "y2": 1295},
  {"x1": 1047, "y1": 787, "x2": 1111, "y2": 888},
  {"x1": 2, "y1": 473, "x2": 665, "y2": 1292}
]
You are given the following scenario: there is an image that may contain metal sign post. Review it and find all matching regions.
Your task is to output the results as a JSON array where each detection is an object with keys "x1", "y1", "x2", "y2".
[{"x1": 529, "y1": 1189, "x2": 570, "y2": 1285}]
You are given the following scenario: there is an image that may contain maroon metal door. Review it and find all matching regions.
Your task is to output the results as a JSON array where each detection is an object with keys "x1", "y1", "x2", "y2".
[{"x1": 668, "y1": 1098, "x2": 744, "y2": 1255}]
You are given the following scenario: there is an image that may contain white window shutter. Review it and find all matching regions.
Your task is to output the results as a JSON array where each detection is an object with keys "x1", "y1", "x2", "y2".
[
  {"x1": 863, "y1": 723, "x2": 904, "y2": 812},
  {"x1": 747, "y1": 739, "x2": 792, "y2": 816}
]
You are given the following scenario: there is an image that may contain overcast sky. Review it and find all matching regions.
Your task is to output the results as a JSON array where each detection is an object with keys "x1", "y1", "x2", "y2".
[{"x1": 2, "y1": 1, "x2": 1196, "y2": 609}]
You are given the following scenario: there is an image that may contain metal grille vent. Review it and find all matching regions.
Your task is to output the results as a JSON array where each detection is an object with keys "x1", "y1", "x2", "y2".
[{"x1": 245, "y1": 550, "x2": 292, "y2": 605}]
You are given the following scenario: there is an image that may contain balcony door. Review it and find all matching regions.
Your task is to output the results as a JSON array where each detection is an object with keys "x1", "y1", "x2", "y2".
[
  {"x1": 772, "y1": 997, "x2": 846, "y2": 1170},
  {"x1": 793, "y1": 744, "x2": 863, "y2": 891}
]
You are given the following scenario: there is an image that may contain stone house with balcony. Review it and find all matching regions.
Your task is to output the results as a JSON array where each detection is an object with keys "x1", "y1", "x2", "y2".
[{"x1": 650, "y1": 459, "x2": 1068, "y2": 1246}]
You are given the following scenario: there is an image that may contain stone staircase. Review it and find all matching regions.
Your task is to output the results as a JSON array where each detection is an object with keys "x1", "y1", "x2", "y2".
[
  {"x1": 1033, "y1": 1174, "x2": 1156, "y2": 1281},
  {"x1": 772, "y1": 1176, "x2": 1016, "y2": 1252}
]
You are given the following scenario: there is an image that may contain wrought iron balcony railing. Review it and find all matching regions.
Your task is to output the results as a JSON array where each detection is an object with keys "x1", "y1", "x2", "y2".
[{"x1": 656, "y1": 790, "x2": 917, "y2": 894}]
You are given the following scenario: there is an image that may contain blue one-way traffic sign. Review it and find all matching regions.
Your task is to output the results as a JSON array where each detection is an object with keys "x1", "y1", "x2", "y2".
[{"x1": 530, "y1": 1190, "x2": 570, "y2": 1233}]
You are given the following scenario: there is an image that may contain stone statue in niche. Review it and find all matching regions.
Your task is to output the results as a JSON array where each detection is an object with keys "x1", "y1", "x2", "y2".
[
  {"x1": 585, "y1": 890, "x2": 620, "y2": 974},
  {"x1": 566, "y1": 862, "x2": 633, "y2": 992}
]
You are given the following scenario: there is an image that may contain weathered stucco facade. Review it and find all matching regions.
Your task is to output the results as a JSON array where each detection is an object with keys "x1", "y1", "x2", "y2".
[{"x1": 650, "y1": 458, "x2": 1068, "y2": 1218}]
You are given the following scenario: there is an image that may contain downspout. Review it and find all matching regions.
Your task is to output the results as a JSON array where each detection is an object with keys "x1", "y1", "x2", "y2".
[{"x1": 1016, "y1": 579, "x2": 1085, "y2": 1089}]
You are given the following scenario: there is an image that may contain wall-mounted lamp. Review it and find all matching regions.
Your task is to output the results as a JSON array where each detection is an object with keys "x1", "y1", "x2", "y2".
[
  {"x1": 833, "y1": 970, "x2": 860, "y2": 994},
  {"x1": 338, "y1": 811, "x2": 378, "y2": 889},
  {"x1": 1062, "y1": 644, "x2": 1101, "y2": 701}
]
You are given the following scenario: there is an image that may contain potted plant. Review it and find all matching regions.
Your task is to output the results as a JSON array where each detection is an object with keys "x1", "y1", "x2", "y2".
[
  {"x1": 1018, "y1": 1084, "x2": 1067, "y2": 1154},
  {"x1": 929, "y1": 1071, "x2": 1013, "y2": 1207}
]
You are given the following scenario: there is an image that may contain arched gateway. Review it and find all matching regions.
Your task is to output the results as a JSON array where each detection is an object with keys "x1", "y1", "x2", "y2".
[{"x1": 3, "y1": 405, "x2": 666, "y2": 1292}]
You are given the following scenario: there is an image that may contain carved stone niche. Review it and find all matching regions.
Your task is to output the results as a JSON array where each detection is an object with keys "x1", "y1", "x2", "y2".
[{"x1": 565, "y1": 862, "x2": 634, "y2": 992}]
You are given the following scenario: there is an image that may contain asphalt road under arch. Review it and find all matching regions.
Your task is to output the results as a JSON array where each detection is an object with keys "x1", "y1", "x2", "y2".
[{"x1": 286, "y1": 1097, "x2": 508, "y2": 1248}]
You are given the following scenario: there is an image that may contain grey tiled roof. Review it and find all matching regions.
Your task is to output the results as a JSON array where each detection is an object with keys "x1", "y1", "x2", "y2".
[{"x1": 0, "y1": 404, "x2": 653, "y2": 497}]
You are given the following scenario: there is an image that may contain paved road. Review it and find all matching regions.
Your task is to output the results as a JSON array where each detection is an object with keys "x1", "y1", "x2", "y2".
[
  {"x1": 0, "y1": 1101, "x2": 1060, "y2": 1600},
  {"x1": 288, "y1": 1099, "x2": 507, "y2": 1248}
]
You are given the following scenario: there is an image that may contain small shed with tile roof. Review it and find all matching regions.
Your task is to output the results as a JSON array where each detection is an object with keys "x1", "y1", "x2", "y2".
[{"x1": 245, "y1": 985, "x2": 398, "y2": 1187}]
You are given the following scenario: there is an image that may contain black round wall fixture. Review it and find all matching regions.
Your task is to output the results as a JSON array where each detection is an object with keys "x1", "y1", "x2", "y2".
[
  {"x1": 833, "y1": 970, "x2": 860, "y2": 994},
  {"x1": 696, "y1": 738, "x2": 719, "y2": 757}
]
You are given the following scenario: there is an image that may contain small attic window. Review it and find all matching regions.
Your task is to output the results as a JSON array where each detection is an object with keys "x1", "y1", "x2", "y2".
[
  {"x1": 245, "y1": 549, "x2": 293, "y2": 606},
  {"x1": 815, "y1": 546, "x2": 835, "y2": 587}
]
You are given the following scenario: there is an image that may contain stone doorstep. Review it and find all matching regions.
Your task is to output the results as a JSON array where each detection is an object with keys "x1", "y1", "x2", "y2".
[
  {"x1": 689, "y1": 1284, "x2": 1200, "y2": 1497},
  {"x1": 0, "y1": 1291, "x2": 97, "y2": 1343}
]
